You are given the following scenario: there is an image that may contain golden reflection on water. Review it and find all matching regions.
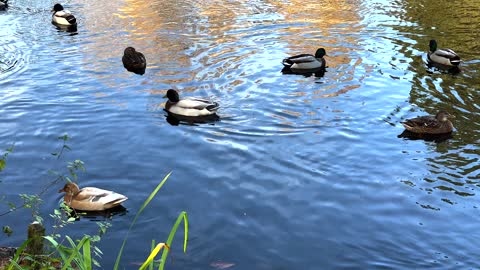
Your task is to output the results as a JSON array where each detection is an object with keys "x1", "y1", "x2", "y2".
[
  {"x1": 79, "y1": 0, "x2": 370, "y2": 97},
  {"x1": 274, "y1": 0, "x2": 369, "y2": 99}
]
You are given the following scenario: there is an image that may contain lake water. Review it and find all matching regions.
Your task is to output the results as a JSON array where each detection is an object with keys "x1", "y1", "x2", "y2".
[{"x1": 1, "y1": 0, "x2": 479, "y2": 269}]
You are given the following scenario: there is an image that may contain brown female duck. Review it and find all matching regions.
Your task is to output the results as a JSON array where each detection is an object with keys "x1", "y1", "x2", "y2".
[
  {"x1": 401, "y1": 111, "x2": 454, "y2": 135},
  {"x1": 59, "y1": 182, "x2": 128, "y2": 211},
  {"x1": 122, "y1": 47, "x2": 146, "y2": 75}
]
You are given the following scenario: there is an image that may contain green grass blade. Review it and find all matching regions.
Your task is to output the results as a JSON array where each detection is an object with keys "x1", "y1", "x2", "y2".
[
  {"x1": 183, "y1": 212, "x2": 188, "y2": 253},
  {"x1": 65, "y1": 235, "x2": 76, "y2": 248},
  {"x1": 44, "y1": 236, "x2": 68, "y2": 261},
  {"x1": 159, "y1": 211, "x2": 188, "y2": 270},
  {"x1": 61, "y1": 235, "x2": 89, "y2": 270},
  {"x1": 113, "y1": 172, "x2": 172, "y2": 270},
  {"x1": 82, "y1": 238, "x2": 92, "y2": 270},
  {"x1": 7, "y1": 259, "x2": 22, "y2": 270},
  {"x1": 149, "y1": 240, "x2": 155, "y2": 270}
]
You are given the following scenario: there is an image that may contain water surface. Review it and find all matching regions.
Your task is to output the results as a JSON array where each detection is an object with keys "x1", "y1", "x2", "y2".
[{"x1": 0, "y1": 0, "x2": 479, "y2": 269}]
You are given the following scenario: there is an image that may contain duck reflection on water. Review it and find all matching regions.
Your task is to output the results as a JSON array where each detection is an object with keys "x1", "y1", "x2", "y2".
[
  {"x1": 64, "y1": 205, "x2": 128, "y2": 221},
  {"x1": 281, "y1": 66, "x2": 326, "y2": 78},
  {"x1": 52, "y1": 23, "x2": 78, "y2": 34},
  {"x1": 165, "y1": 111, "x2": 220, "y2": 126},
  {"x1": 426, "y1": 59, "x2": 461, "y2": 74},
  {"x1": 397, "y1": 129, "x2": 453, "y2": 143}
]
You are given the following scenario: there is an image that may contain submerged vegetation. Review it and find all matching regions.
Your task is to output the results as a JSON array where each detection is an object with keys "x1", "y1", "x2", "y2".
[{"x1": 0, "y1": 135, "x2": 188, "y2": 269}]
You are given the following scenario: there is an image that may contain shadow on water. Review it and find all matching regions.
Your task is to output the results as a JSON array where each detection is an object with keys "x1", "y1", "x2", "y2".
[
  {"x1": 52, "y1": 22, "x2": 78, "y2": 35},
  {"x1": 280, "y1": 66, "x2": 326, "y2": 78},
  {"x1": 123, "y1": 65, "x2": 146, "y2": 76},
  {"x1": 425, "y1": 59, "x2": 461, "y2": 75},
  {"x1": 165, "y1": 110, "x2": 220, "y2": 126},
  {"x1": 397, "y1": 129, "x2": 453, "y2": 143},
  {"x1": 66, "y1": 205, "x2": 128, "y2": 222}
]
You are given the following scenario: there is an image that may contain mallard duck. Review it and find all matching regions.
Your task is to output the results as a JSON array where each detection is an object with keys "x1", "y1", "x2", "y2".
[
  {"x1": 401, "y1": 111, "x2": 454, "y2": 135},
  {"x1": 428, "y1": 40, "x2": 461, "y2": 66},
  {"x1": 163, "y1": 89, "x2": 219, "y2": 118},
  {"x1": 122, "y1": 47, "x2": 146, "y2": 75},
  {"x1": 282, "y1": 48, "x2": 326, "y2": 71},
  {"x1": 58, "y1": 182, "x2": 128, "y2": 211},
  {"x1": 0, "y1": 0, "x2": 8, "y2": 10},
  {"x1": 52, "y1": 3, "x2": 77, "y2": 26}
]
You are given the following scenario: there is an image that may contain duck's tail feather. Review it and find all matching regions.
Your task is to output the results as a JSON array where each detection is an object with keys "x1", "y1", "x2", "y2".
[
  {"x1": 450, "y1": 59, "x2": 461, "y2": 66},
  {"x1": 206, "y1": 102, "x2": 220, "y2": 112},
  {"x1": 282, "y1": 58, "x2": 293, "y2": 67},
  {"x1": 66, "y1": 15, "x2": 77, "y2": 25},
  {"x1": 401, "y1": 121, "x2": 413, "y2": 129}
]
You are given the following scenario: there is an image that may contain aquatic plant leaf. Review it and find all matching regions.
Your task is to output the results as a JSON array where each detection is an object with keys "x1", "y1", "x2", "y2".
[
  {"x1": 113, "y1": 172, "x2": 172, "y2": 270},
  {"x1": 149, "y1": 240, "x2": 155, "y2": 270},
  {"x1": 61, "y1": 235, "x2": 91, "y2": 270},
  {"x1": 139, "y1": 243, "x2": 168, "y2": 270},
  {"x1": 0, "y1": 159, "x2": 5, "y2": 172},
  {"x1": 83, "y1": 239, "x2": 92, "y2": 270},
  {"x1": 159, "y1": 211, "x2": 188, "y2": 270}
]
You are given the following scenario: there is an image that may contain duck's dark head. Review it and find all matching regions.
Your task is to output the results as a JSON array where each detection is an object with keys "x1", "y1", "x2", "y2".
[
  {"x1": 163, "y1": 89, "x2": 180, "y2": 102},
  {"x1": 429, "y1": 39, "x2": 437, "y2": 52},
  {"x1": 435, "y1": 111, "x2": 454, "y2": 122},
  {"x1": 315, "y1": 48, "x2": 326, "y2": 58},
  {"x1": 52, "y1": 3, "x2": 64, "y2": 12},
  {"x1": 124, "y1": 47, "x2": 136, "y2": 55}
]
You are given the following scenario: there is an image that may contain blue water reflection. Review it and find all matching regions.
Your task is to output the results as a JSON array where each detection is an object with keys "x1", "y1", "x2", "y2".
[{"x1": 0, "y1": 0, "x2": 479, "y2": 269}]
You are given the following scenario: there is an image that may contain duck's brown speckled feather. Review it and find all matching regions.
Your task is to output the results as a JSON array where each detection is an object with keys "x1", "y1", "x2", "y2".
[
  {"x1": 59, "y1": 183, "x2": 128, "y2": 211},
  {"x1": 401, "y1": 112, "x2": 454, "y2": 134}
]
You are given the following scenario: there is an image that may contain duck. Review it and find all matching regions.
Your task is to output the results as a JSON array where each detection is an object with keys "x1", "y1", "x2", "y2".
[
  {"x1": 122, "y1": 47, "x2": 147, "y2": 75},
  {"x1": 51, "y1": 3, "x2": 77, "y2": 26},
  {"x1": 163, "y1": 89, "x2": 219, "y2": 118},
  {"x1": 428, "y1": 40, "x2": 461, "y2": 66},
  {"x1": 0, "y1": 0, "x2": 8, "y2": 10},
  {"x1": 401, "y1": 111, "x2": 454, "y2": 135},
  {"x1": 282, "y1": 48, "x2": 327, "y2": 71},
  {"x1": 58, "y1": 182, "x2": 128, "y2": 211}
]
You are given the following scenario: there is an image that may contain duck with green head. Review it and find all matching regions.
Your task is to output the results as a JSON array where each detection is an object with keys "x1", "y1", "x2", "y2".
[
  {"x1": 51, "y1": 3, "x2": 77, "y2": 26},
  {"x1": 282, "y1": 48, "x2": 327, "y2": 71},
  {"x1": 428, "y1": 40, "x2": 461, "y2": 66},
  {"x1": 163, "y1": 89, "x2": 219, "y2": 118}
]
